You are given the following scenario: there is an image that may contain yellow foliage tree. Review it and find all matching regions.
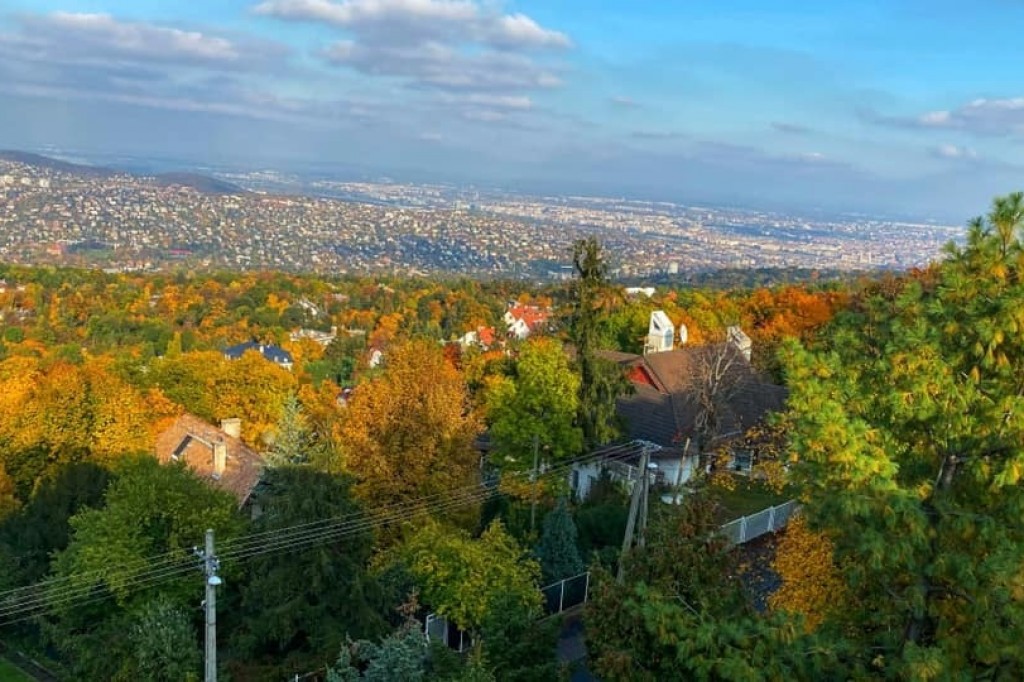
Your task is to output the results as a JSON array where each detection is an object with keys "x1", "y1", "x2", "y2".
[
  {"x1": 768, "y1": 513, "x2": 846, "y2": 631},
  {"x1": 337, "y1": 339, "x2": 481, "y2": 511}
]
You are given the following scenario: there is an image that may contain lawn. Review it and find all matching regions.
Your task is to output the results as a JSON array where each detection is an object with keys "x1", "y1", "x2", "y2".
[
  {"x1": 712, "y1": 477, "x2": 793, "y2": 523},
  {"x1": 0, "y1": 657, "x2": 33, "y2": 682}
]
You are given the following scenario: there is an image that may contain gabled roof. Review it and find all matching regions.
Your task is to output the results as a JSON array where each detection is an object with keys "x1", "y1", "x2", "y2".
[
  {"x1": 599, "y1": 345, "x2": 787, "y2": 449},
  {"x1": 155, "y1": 413, "x2": 265, "y2": 506},
  {"x1": 224, "y1": 341, "x2": 293, "y2": 365}
]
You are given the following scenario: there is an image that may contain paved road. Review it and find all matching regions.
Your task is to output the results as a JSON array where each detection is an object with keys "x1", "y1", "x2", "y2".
[{"x1": 557, "y1": 614, "x2": 599, "y2": 681}]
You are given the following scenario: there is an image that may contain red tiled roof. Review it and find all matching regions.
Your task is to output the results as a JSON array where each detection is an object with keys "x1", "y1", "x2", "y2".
[
  {"x1": 477, "y1": 326, "x2": 496, "y2": 346},
  {"x1": 508, "y1": 305, "x2": 549, "y2": 329}
]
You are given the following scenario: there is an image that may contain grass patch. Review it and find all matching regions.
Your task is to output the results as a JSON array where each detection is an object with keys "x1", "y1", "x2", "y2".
[
  {"x1": 712, "y1": 477, "x2": 793, "y2": 523},
  {"x1": 0, "y1": 657, "x2": 33, "y2": 682}
]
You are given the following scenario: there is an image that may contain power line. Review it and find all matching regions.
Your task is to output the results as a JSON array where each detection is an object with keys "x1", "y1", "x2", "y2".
[{"x1": 0, "y1": 443, "x2": 647, "y2": 625}]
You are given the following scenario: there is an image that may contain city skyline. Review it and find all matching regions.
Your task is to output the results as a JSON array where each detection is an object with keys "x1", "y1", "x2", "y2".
[{"x1": 2, "y1": 1, "x2": 1023, "y2": 221}]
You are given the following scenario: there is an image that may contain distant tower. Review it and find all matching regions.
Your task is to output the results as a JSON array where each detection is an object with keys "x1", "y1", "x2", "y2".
[
  {"x1": 678, "y1": 323, "x2": 688, "y2": 346},
  {"x1": 727, "y1": 326, "x2": 752, "y2": 362},
  {"x1": 645, "y1": 311, "x2": 675, "y2": 354}
]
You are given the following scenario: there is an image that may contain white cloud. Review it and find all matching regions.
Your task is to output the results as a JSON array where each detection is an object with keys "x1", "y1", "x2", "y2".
[
  {"x1": 609, "y1": 95, "x2": 640, "y2": 109},
  {"x1": 254, "y1": 0, "x2": 477, "y2": 27},
  {"x1": 47, "y1": 12, "x2": 237, "y2": 61},
  {"x1": 255, "y1": 0, "x2": 569, "y2": 49},
  {"x1": 440, "y1": 93, "x2": 533, "y2": 109},
  {"x1": 321, "y1": 40, "x2": 561, "y2": 91},
  {"x1": 258, "y1": 0, "x2": 569, "y2": 98},
  {"x1": 798, "y1": 151, "x2": 826, "y2": 162},
  {"x1": 932, "y1": 144, "x2": 978, "y2": 160},
  {"x1": 5, "y1": 12, "x2": 290, "y2": 73},
  {"x1": 487, "y1": 13, "x2": 571, "y2": 49},
  {"x1": 914, "y1": 98, "x2": 1024, "y2": 136}
]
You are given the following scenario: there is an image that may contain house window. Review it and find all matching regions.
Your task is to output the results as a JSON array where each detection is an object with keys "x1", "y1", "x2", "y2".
[
  {"x1": 732, "y1": 450, "x2": 753, "y2": 473},
  {"x1": 570, "y1": 469, "x2": 580, "y2": 491}
]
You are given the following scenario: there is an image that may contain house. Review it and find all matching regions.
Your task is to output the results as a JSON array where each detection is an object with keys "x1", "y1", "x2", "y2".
[
  {"x1": 155, "y1": 414, "x2": 265, "y2": 507},
  {"x1": 571, "y1": 440, "x2": 685, "y2": 502},
  {"x1": 570, "y1": 315, "x2": 786, "y2": 499},
  {"x1": 290, "y1": 326, "x2": 338, "y2": 347},
  {"x1": 457, "y1": 326, "x2": 498, "y2": 350},
  {"x1": 224, "y1": 341, "x2": 294, "y2": 370},
  {"x1": 503, "y1": 304, "x2": 550, "y2": 341}
]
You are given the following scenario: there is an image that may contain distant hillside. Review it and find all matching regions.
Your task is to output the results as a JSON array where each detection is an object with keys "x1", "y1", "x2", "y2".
[
  {"x1": 153, "y1": 172, "x2": 246, "y2": 195},
  {"x1": 0, "y1": 150, "x2": 116, "y2": 178},
  {"x1": 0, "y1": 150, "x2": 246, "y2": 196}
]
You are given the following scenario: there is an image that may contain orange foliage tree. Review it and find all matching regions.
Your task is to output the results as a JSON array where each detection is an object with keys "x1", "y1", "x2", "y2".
[{"x1": 336, "y1": 338, "x2": 481, "y2": 511}]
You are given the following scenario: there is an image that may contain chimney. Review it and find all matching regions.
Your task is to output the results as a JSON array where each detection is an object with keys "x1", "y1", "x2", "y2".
[
  {"x1": 220, "y1": 418, "x2": 242, "y2": 440},
  {"x1": 213, "y1": 441, "x2": 227, "y2": 478}
]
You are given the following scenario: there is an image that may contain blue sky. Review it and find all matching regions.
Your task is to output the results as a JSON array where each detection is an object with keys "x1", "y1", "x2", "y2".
[{"x1": 1, "y1": 0, "x2": 1023, "y2": 219}]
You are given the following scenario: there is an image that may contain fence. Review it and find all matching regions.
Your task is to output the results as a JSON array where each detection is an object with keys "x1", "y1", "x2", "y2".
[
  {"x1": 424, "y1": 571, "x2": 592, "y2": 650},
  {"x1": 719, "y1": 499, "x2": 798, "y2": 545},
  {"x1": 424, "y1": 612, "x2": 472, "y2": 653},
  {"x1": 540, "y1": 571, "x2": 590, "y2": 617}
]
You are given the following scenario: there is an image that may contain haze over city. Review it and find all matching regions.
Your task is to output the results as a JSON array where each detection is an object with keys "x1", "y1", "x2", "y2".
[{"x1": 2, "y1": 0, "x2": 1024, "y2": 221}]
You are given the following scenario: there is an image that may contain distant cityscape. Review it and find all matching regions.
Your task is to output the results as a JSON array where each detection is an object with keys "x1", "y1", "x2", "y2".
[{"x1": 0, "y1": 152, "x2": 963, "y2": 278}]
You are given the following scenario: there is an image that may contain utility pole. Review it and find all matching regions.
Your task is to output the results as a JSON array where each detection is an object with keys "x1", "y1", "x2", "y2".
[
  {"x1": 530, "y1": 433, "x2": 540, "y2": 535},
  {"x1": 617, "y1": 447, "x2": 650, "y2": 583},
  {"x1": 638, "y1": 456, "x2": 654, "y2": 548},
  {"x1": 195, "y1": 529, "x2": 221, "y2": 682}
]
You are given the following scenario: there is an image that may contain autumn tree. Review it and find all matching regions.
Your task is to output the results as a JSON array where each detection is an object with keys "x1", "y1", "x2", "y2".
[
  {"x1": 337, "y1": 339, "x2": 480, "y2": 510},
  {"x1": 391, "y1": 520, "x2": 541, "y2": 635},
  {"x1": 781, "y1": 192, "x2": 1024, "y2": 678},
  {"x1": 768, "y1": 514, "x2": 846, "y2": 632}
]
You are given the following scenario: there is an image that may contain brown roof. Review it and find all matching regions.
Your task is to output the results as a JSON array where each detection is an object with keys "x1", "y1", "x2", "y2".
[
  {"x1": 155, "y1": 413, "x2": 265, "y2": 506},
  {"x1": 601, "y1": 345, "x2": 787, "y2": 449}
]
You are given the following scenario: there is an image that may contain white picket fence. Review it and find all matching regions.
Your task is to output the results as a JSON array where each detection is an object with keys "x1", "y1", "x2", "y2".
[{"x1": 719, "y1": 499, "x2": 798, "y2": 545}]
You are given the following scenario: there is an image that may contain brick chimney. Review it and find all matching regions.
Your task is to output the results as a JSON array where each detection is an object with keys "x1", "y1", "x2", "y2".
[
  {"x1": 212, "y1": 441, "x2": 227, "y2": 478},
  {"x1": 220, "y1": 418, "x2": 242, "y2": 440}
]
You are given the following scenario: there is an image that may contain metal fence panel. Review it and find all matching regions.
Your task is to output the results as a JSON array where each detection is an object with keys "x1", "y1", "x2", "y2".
[
  {"x1": 425, "y1": 614, "x2": 448, "y2": 645},
  {"x1": 720, "y1": 518, "x2": 744, "y2": 544},
  {"x1": 744, "y1": 508, "x2": 771, "y2": 539},
  {"x1": 719, "y1": 500, "x2": 799, "y2": 545},
  {"x1": 773, "y1": 500, "x2": 797, "y2": 529}
]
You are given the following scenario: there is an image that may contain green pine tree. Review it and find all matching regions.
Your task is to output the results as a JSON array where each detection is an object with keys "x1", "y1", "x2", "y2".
[{"x1": 536, "y1": 498, "x2": 584, "y2": 584}]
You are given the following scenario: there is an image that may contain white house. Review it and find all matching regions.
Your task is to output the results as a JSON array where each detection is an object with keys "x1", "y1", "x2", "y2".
[{"x1": 570, "y1": 440, "x2": 698, "y2": 502}]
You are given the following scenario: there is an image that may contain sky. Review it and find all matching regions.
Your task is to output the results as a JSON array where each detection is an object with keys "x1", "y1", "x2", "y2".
[{"x1": 1, "y1": 0, "x2": 1023, "y2": 220}]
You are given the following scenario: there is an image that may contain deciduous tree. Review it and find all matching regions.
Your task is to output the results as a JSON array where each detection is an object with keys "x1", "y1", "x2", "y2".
[
  {"x1": 485, "y1": 337, "x2": 582, "y2": 470},
  {"x1": 393, "y1": 520, "x2": 541, "y2": 634},
  {"x1": 337, "y1": 339, "x2": 480, "y2": 510}
]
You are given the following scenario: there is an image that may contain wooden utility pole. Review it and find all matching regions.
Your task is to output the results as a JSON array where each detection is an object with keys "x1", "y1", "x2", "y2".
[
  {"x1": 638, "y1": 456, "x2": 653, "y2": 548},
  {"x1": 617, "y1": 447, "x2": 650, "y2": 583}
]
